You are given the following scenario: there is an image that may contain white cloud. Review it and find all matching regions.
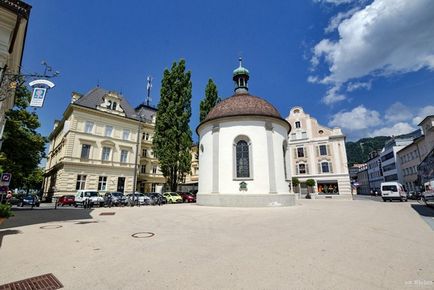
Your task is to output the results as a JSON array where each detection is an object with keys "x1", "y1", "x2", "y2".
[
  {"x1": 328, "y1": 105, "x2": 381, "y2": 130},
  {"x1": 370, "y1": 122, "x2": 415, "y2": 137},
  {"x1": 322, "y1": 85, "x2": 346, "y2": 104},
  {"x1": 346, "y1": 81, "x2": 371, "y2": 92},
  {"x1": 384, "y1": 102, "x2": 413, "y2": 123},
  {"x1": 412, "y1": 105, "x2": 434, "y2": 125},
  {"x1": 311, "y1": 0, "x2": 434, "y2": 104},
  {"x1": 325, "y1": 7, "x2": 360, "y2": 33}
]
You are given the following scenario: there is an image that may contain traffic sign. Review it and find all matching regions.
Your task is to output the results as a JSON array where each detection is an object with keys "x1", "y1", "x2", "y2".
[{"x1": 1, "y1": 173, "x2": 12, "y2": 186}]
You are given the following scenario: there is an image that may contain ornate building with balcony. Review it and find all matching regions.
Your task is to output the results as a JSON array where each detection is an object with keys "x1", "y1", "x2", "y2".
[
  {"x1": 43, "y1": 87, "x2": 166, "y2": 197},
  {"x1": 286, "y1": 107, "x2": 351, "y2": 198}
]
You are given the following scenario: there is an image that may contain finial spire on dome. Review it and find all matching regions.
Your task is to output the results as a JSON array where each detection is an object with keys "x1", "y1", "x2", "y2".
[{"x1": 233, "y1": 57, "x2": 250, "y2": 94}]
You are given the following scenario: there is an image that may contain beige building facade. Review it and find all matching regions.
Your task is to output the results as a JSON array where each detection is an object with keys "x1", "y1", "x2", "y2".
[
  {"x1": 0, "y1": 0, "x2": 31, "y2": 148},
  {"x1": 286, "y1": 106, "x2": 351, "y2": 198},
  {"x1": 44, "y1": 88, "x2": 165, "y2": 197}
]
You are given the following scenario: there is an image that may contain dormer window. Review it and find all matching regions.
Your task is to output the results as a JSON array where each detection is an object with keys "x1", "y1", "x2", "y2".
[
  {"x1": 295, "y1": 121, "x2": 301, "y2": 128},
  {"x1": 107, "y1": 100, "x2": 117, "y2": 110}
]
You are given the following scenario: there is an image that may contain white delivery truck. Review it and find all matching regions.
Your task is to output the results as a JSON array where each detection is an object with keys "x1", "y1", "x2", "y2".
[
  {"x1": 422, "y1": 180, "x2": 434, "y2": 207},
  {"x1": 381, "y1": 182, "x2": 407, "y2": 202}
]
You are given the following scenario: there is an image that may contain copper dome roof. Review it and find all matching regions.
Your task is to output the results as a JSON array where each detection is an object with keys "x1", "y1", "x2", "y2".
[{"x1": 204, "y1": 93, "x2": 282, "y2": 122}]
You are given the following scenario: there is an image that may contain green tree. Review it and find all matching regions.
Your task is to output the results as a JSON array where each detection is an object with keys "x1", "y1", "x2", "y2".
[
  {"x1": 306, "y1": 179, "x2": 316, "y2": 193},
  {"x1": 199, "y1": 79, "x2": 220, "y2": 122},
  {"x1": 153, "y1": 59, "x2": 193, "y2": 192},
  {"x1": 0, "y1": 81, "x2": 46, "y2": 189},
  {"x1": 292, "y1": 177, "x2": 300, "y2": 193}
]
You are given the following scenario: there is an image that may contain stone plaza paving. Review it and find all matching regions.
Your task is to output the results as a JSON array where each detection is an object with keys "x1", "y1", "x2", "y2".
[{"x1": 1, "y1": 199, "x2": 433, "y2": 289}]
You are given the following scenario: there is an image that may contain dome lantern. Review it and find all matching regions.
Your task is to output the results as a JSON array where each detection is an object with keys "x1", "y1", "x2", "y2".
[{"x1": 232, "y1": 57, "x2": 249, "y2": 94}]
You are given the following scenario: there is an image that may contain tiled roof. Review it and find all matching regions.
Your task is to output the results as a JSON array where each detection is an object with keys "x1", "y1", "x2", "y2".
[
  {"x1": 74, "y1": 87, "x2": 137, "y2": 119},
  {"x1": 204, "y1": 93, "x2": 282, "y2": 122}
]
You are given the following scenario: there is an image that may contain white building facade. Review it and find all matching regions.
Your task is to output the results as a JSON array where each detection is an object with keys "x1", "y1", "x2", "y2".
[
  {"x1": 286, "y1": 107, "x2": 351, "y2": 198},
  {"x1": 380, "y1": 138, "x2": 413, "y2": 183},
  {"x1": 197, "y1": 60, "x2": 294, "y2": 207}
]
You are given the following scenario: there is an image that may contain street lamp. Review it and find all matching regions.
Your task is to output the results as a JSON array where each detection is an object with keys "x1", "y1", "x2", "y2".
[{"x1": 132, "y1": 113, "x2": 146, "y2": 206}]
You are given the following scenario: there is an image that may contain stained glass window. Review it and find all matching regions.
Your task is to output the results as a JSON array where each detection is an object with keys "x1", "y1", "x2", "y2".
[{"x1": 236, "y1": 140, "x2": 250, "y2": 178}]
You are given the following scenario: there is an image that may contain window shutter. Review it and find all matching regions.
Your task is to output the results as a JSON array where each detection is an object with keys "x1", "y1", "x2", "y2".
[
  {"x1": 306, "y1": 164, "x2": 309, "y2": 174},
  {"x1": 318, "y1": 163, "x2": 321, "y2": 174},
  {"x1": 296, "y1": 165, "x2": 299, "y2": 174},
  {"x1": 327, "y1": 145, "x2": 331, "y2": 156},
  {"x1": 329, "y1": 162, "x2": 333, "y2": 173},
  {"x1": 304, "y1": 148, "x2": 308, "y2": 158},
  {"x1": 316, "y1": 146, "x2": 319, "y2": 157},
  {"x1": 294, "y1": 148, "x2": 297, "y2": 159}
]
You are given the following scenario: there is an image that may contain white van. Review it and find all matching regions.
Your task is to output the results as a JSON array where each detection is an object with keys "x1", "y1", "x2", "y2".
[
  {"x1": 74, "y1": 190, "x2": 104, "y2": 207},
  {"x1": 381, "y1": 182, "x2": 407, "y2": 202}
]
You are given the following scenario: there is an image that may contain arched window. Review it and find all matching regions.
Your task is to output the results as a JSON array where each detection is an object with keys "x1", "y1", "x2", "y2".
[
  {"x1": 236, "y1": 140, "x2": 250, "y2": 178},
  {"x1": 283, "y1": 141, "x2": 288, "y2": 179}
]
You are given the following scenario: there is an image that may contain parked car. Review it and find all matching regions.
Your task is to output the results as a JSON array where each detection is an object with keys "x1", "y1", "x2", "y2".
[
  {"x1": 104, "y1": 192, "x2": 127, "y2": 206},
  {"x1": 163, "y1": 192, "x2": 183, "y2": 203},
  {"x1": 146, "y1": 192, "x2": 166, "y2": 205},
  {"x1": 407, "y1": 191, "x2": 422, "y2": 200},
  {"x1": 74, "y1": 190, "x2": 104, "y2": 207},
  {"x1": 177, "y1": 192, "x2": 196, "y2": 203},
  {"x1": 126, "y1": 193, "x2": 151, "y2": 205},
  {"x1": 421, "y1": 191, "x2": 434, "y2": 207},
  {"x1": 381, "y1": 182, "x2": 407, "y2": 202},
  {"x1": 57, "y1": 195, "x2": 75, "y2": 206},
  {"x1": 21, "y1": 195, "x2": 40, "y2": 207}
]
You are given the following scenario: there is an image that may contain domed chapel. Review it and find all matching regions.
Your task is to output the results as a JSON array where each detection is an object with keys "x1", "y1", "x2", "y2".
[{"x1": 196, "y1": 59, "x2": 295, "y2": 207}]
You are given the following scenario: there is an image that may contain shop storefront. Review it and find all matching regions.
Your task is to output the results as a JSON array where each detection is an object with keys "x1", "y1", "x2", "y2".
[{"x1": 317, "y1": 181, "x2": 339, "y2": 195}]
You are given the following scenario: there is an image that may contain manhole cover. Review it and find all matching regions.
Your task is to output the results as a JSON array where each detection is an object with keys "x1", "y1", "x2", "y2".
[
  {"x1": 40, "y1": 225, "x2": 63, "y2": 229},
  {"x1": 0, "y1": 273, "x2": 63, "y2": 289},
  {"x1": 100, "y1": 212, "x2": 115, "y2": 216},
  {"x1": 131, "y1": 232, "x2": 155, "y2": 238}
]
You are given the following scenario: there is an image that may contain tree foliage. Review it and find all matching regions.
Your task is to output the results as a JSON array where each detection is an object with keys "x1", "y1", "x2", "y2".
[
  {"x1": 0, "y1": 82, "x2": 47, "y2": 189},
  {"x1": 153, "y1": 59, "x2": 193, "y2": 192},
  {"x1": 199, "y1": 79, "x2": 220, "y2": 122}
]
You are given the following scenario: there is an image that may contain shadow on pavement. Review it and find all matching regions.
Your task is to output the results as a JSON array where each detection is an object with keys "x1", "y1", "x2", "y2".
[
  {"x1": 411, "y1": 204, "x2": 434, "y2": 217},
  {"x1": 0, "y1": 206, "x2": 94, "y2": 229},
  {"x1": 0, "y1": 229, "x2": 22, "y2": 248}
]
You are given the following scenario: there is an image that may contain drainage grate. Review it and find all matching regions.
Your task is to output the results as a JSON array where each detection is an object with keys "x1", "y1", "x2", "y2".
[
  {"x1": 40, "y1": 225, "x2": 63, "y2": 230},
  {"x1": 132, "y1": 232, "x2": 155, "y2": 238},
  {"x1": 0, "y1": 273, "x2": 63, "y2": 290},
  {"x1": 99, "y1": 212, "x2": 115, "y2": 216}
]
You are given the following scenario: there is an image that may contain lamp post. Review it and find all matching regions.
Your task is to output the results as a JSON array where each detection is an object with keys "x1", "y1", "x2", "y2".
[{"x1": 132, "y1": 113, "x2": 145, "y2": 206}]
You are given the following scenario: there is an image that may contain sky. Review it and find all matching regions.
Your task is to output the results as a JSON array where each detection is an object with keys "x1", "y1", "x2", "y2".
[{"x1": 21, "y1": 0, "x2": 434, "y2": 142}]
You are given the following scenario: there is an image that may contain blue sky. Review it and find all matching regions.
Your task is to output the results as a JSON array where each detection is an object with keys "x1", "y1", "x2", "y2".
[{"x1": 22, "y1": 0, "x2": 434, "y2": 141}]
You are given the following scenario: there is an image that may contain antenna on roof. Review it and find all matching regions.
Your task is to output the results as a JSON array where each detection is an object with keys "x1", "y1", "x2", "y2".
[
  {"x1": 96, "y1": 79, "x2": 100, "y2": 87},
  {"x1": 146, "y1": 76, "x2": 153, "y2": 106}
]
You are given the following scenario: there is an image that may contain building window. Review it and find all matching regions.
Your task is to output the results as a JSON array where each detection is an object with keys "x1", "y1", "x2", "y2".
[
  {"x1": 105, "y1": 125, "x2": 113, "y2": 137},
  {"x1": 122, "y1": 129, "x2": 130, "y2": 140},
  {"x1": 321, "y1": 162, "x2": 332, "y2": 173},
  {"x1": 102, "y1": 147, "x2": 111, "y2": 161},
  {"x1": 297, "y1": 147, "x2": 305, "y2": 158},
  {"x1": 236, "y1": 140, "x2": 250, "y2": 178},
  {"x1": 152, "y1": 165, "x2": 157, "y2": 174},
  {"x1": 98, "y1": 176, "x2": 107, "y2": 191},
  {"x1": 81, "y1": 144, "x2": 91, "y2": 159},
  {"x1": 120, "y1": 150, "x2": 128, "y2": 163},
  {"x1": 151, "y1": 183, "x2": 157, "y2": 192},
  {"x1": 319, "y1": 145, "x2": 327, "y2": 156},
  {"x1": 141, "y1": 164, "x2": 146, "y2": 173},
  {"x1": 295, "y1": 121, "x2": 301, "y2": 128},
  {"x1": 142, "y1": 149, "x2": 147, "y2": 157},
  {"x1": 84, "y1": 121, "x2": 94, "y2": 133},
  {"x1": 297, "y1": 163, "x2": 307, "y2": 174},
  {"x1": 301, "y1": 132, "x2": 307, "y2": 139},
  {"x1": 76, "y1": 175, "x2": 87, "y2": 190},
  {"x1": 143, "y1": 132, "x2": 150, "y2": 141},
  {"x1": 291, "y1": 133, "x2": 296, "y2": 141}
]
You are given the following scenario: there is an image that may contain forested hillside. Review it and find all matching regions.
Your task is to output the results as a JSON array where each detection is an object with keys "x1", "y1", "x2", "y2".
[{"x1": 345, "y1": 136, "x2": 391, "y2": 166}]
